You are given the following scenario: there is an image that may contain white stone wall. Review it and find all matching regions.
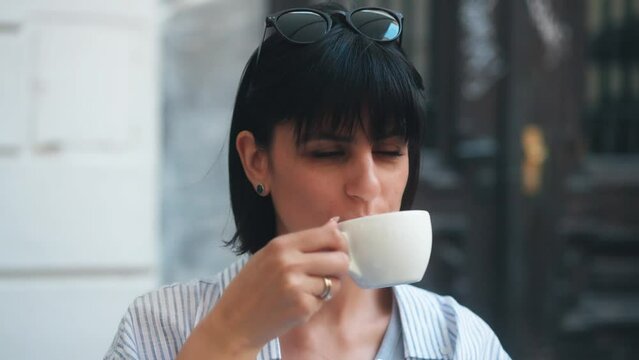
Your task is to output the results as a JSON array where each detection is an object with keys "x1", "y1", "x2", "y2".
[
  {"x1": 0, "y1": 0, "x2": 265, "y2": 356},
  {"x1": 0, "y1": 0, "x2": 159, "y2": 358}
]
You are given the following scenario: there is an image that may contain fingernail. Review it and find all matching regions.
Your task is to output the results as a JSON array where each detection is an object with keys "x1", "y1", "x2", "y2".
[{"x1": 330, "y1": 216, "x2": 340, "y2": 223}]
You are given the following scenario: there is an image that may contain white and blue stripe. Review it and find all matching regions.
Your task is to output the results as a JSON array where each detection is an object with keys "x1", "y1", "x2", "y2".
[{"x1": 104, "y1": 255, "x2": 510, "y2": 359}]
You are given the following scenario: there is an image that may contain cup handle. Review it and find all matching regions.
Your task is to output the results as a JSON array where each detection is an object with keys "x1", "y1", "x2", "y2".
[{"x1": 340, "y1": 231, "x2": 362, "y2": 277}]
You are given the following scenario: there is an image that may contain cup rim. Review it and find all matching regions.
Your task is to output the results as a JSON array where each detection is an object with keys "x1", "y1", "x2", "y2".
[{"x1": 337, "y1": 209, "x2": 429, "y2": 226}]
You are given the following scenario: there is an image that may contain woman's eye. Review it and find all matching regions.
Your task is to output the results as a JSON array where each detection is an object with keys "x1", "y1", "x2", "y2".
[
  {"x1": 310, "y1": 150, "x2": 345, "y2": 158},
  {"x1": 374, "y1": 138, "x2": 407, "y2": 157},
  {"x1": 374, "y1": 150, "x2": 404, "y2": 157}
]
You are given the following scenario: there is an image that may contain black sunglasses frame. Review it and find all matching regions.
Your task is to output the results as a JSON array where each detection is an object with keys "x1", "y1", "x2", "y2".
[{"x1": 254, "y1": 6, "x2": 404, "y2": 68}]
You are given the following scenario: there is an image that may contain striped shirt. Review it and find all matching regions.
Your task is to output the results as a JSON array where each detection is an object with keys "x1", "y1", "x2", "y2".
[{"x1": 104, "y1": 256, "x2": 511, "y2": 359}]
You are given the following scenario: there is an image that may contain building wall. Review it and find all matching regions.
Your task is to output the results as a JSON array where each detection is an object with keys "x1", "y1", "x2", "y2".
[
  {"x1": 161, "y1": 0, "x2": 263, "y2": 282},
  {"x1": 0, "y1": 0, "x2": 266, "y2": 357},
  {"x1": 0, "y1": 1, "x2": 159, "y2": 358}
]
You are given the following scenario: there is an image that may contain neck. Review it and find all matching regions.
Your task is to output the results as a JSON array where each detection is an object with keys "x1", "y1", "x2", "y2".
[
  {"x1": 327, "y1": 278, "x2": 391, "y2": 319},
  {"x1": 288, "y1": 278, "x2": 393, "y2": 338},
  {"x1": 279, "y1": 279, "x2": 393, "y2": 359}
]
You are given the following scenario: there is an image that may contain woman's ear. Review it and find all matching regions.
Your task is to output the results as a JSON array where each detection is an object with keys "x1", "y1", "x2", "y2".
[{"x1": 235, "y1": 130, "x2": 270, "y2": 195}]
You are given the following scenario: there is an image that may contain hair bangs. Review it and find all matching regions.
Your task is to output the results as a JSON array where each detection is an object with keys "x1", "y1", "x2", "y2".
[{"x1": 256, "y1": 26, "x2": 423, "y2": 147}]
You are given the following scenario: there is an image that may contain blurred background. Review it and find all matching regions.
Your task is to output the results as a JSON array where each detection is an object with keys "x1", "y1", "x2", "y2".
[{"x1": 0, "y1": 0, "x2": 637, "y2": 359}]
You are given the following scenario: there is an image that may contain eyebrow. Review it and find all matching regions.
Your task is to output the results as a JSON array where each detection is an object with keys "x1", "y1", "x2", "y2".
[
  {"x1": 303, "y1": 132, "x2": 407, "y2": 143},
  {"x1": 303, "y1": 133, "x2": 353, "y2": 142}
]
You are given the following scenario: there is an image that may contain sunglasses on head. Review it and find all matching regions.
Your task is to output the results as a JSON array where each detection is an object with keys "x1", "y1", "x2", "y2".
[{"x1": 255, "y1": 7, "x2": 404, "y2": 67}]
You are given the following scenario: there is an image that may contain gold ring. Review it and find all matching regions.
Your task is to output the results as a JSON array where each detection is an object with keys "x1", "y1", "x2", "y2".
[{"x1": 319, "y1": 277, "x2": 332, "y2": 301}]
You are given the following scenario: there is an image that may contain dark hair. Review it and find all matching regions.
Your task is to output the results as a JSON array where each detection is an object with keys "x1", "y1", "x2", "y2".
[{"x1": 227, "y1": 2, "x2": 426, "y2": 255}]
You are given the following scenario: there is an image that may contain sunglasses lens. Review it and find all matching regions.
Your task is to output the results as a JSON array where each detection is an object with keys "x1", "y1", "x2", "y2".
[
  {"x1": 351, "y1": 9, "x2": 400, "y2": 41},
  {"x1": 276, "y1": 11, "x2": 328, "y2": 43}
]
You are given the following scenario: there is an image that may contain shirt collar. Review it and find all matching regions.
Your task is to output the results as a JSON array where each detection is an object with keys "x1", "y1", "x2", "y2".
[{"x1": 392, "y1": 285, "x2": 451, "y2": 359}]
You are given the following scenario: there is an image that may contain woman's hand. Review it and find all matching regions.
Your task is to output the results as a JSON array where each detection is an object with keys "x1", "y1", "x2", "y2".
[{"x1": 177, "y1": 218, "x2": 350, "y2": 360}]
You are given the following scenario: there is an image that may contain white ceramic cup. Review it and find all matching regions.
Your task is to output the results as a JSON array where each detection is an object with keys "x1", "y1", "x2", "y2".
[{"x1": 338, "y1": 210, "x2": 432, "y2": 289}]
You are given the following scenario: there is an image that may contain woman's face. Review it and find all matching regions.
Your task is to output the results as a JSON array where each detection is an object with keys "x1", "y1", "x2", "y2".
[{"x1": 266, "y1": 120, "x2": 409, "y2": 235}]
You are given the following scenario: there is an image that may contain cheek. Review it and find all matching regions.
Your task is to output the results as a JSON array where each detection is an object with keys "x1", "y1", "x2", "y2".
[
  {"x1": 387, "y1": 159, "x2": 410, "y2": 206},
  {"x1": 269, "y1": 164, "x2": 339, "y2": 227},
  {"x1": 284, "y1": 168, "x2": 340, "y2": 205},
  {"x1": 277, "y1": 172, "x2": 323, "y2": 201}
]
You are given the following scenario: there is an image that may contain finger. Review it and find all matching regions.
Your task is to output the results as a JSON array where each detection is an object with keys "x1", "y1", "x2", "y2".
[
  {"x1": 310, "y1": 275, "x2": 341, "y2": 300},
  {"x1": 298, "y1": 251, "x2": 350, "y2": 278},
  {"x1": 290, "y1": 218, "x2": 349, "y2": 253}
]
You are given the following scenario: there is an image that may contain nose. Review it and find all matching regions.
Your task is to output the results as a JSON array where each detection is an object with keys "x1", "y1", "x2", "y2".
[{"x1": 344, "y1": 151, "x2": 382, "y2": 204}]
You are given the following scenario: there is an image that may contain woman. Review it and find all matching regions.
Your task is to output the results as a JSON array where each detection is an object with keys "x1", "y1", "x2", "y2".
[{"x1": 105, "y1": 2, "x2": 510, "y2": 359}]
